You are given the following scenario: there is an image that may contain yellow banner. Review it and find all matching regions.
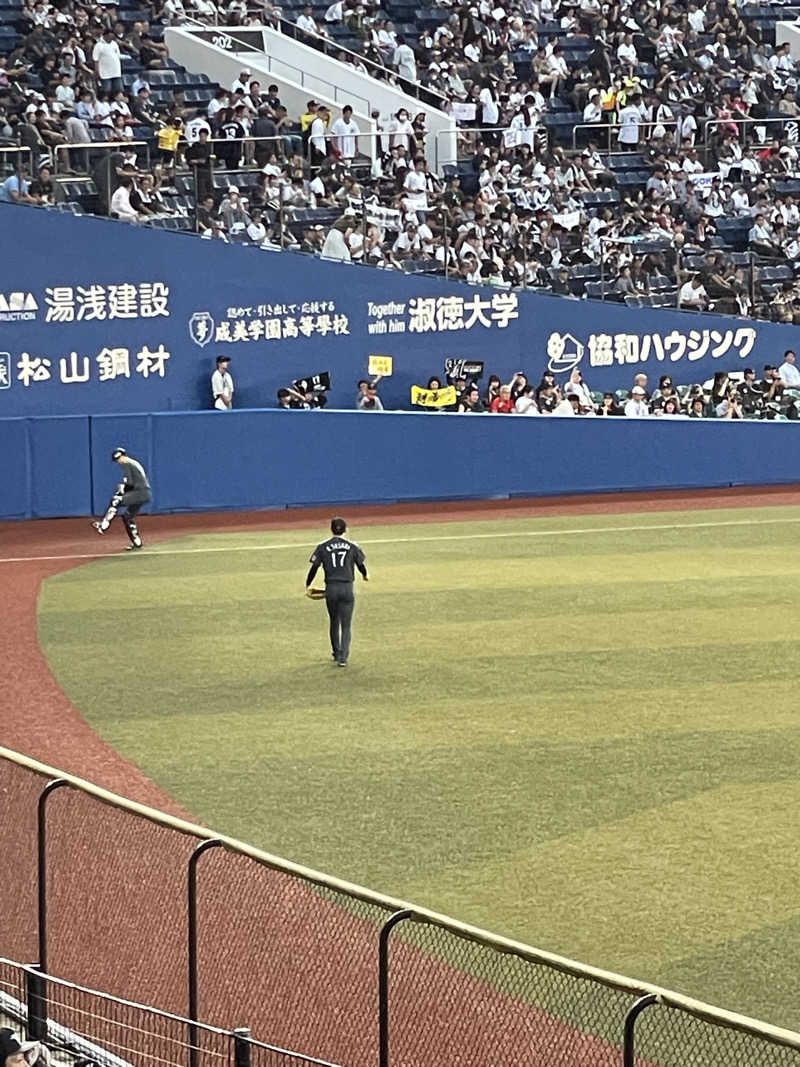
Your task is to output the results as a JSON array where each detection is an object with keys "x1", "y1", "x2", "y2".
[
  {"x1": 369, "y1": 355, "x2": 393, "y2": 376},
  {"x1": 411, "y1": 385, "x2": 457, "y2": 408}
]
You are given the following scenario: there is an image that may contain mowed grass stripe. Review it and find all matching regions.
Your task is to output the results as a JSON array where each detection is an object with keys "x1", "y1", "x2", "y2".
[
  {"x1": 398, "y1": 780, "x2": 800, "y2": 974},
  {"x1": 36, "y1": 504, "x2": 800, "y2": 1030}
]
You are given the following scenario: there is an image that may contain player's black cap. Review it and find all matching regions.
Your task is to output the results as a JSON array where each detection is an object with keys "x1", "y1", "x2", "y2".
[
  {"x1": 216, "y1": 355, "x2": 231, "y2": 365},
  {"x1": 111, "y1": 446, "x2": 127, "y2": 461},
  {"x1": 331, "y1": 516, "x2": 347, "y2": 535}
]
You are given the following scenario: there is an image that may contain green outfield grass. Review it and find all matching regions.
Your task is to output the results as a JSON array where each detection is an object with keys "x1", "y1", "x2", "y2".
[{"x1": 37, "y1": 505, "x2": 800, "y2": 1029}]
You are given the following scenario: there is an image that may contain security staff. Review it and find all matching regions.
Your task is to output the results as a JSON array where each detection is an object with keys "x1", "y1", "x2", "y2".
[
  {"x1": 91, "y1": 447, "x2": 151, "y2": 550},
  {"x1": 306, "y1": 517, "x2": 368, "y2": 666},
  {"x1": 211, "y1": 354, "x2": 234, "y2": 410}
]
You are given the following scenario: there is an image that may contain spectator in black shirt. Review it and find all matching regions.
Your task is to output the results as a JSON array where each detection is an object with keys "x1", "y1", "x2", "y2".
[
  {"x1": 195, "y1": 195, "x2": 217, "y2": 232},
  {"x1": 458, "y1": 386, "x2": 486, "y2": 413},
  {"x1": 550, "y1": 266, "x2": 572, "y2": 296},
  {"x1": 597, "y1": 392, "x2": 623, "y2": 416},
  {"x1": 252, "y1": 106, "x2": 280, "y2": 165},
  {"x1": 186, "y1": 128, "x2": 213, "y2": 200},
  {"x1": 739, "y1": 368, "x2": 763, "y2": 416},
  {"x1": 28, "y1": 164, "x2": 54, "y2": 203}
]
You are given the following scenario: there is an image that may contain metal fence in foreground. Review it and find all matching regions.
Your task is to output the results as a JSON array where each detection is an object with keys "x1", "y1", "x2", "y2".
[
  {"x1": 2, "y1": 746, "x2": 800, "y2": 1067},
  {"x1": 0, "y1": 957, "x2": 341, "y2": 1067}
]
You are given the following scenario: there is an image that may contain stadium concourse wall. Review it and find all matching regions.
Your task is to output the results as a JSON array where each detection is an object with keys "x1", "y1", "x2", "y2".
[{"x1": 3, "y1": 410, "x2": 800, "y2": 519}]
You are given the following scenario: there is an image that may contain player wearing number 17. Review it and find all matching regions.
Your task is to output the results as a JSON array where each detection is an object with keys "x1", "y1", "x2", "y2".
[{"x1": 305, "y1": 517, "x2": 368, "y2": 667}]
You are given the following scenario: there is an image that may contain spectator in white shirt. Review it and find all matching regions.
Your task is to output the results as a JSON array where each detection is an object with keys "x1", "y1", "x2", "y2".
[
  {"x1": 309, "y1": 105, "x2": 329, "y2": 166},
  {"x1": 230, "y1": 71, "x2": 251, "y2": 94},
  {"x1": 679, "y1": 275, "x2": 708, "y2": 309},
  {"x1": 617, "y1": 33, "x2": 638, "y2": 69},
  {"x1": 749, "y1": 213, "x2": 782, "y2": 258},
  {"x1": 583, "y1": 89, "x2": 602, "y2": 123},
  {"x1": 617, "y1": 97, "x2": 642, "y2": 147},
  {"x1": 110, "y1": 177, "x2": 139, "y2": 222},
  {"x1": 731, "y1": 186, "x2": 751, "y2": 216},
  {"x1": 624, "y1": 386, "x2": 650, "y2": 417},
  {"x1": 55, "y1": 73, "x2": 75, "y2": 106},
  {"x1": 394, "y1": 36, "x2": 417, "y2": 81},
  {"x1": 92, "y1": 28, "x2": 121, "y2": 93},
  {"x1": 403, "y1": 156, "x2": 429, "y2": 211},
  {"x1": 330, "y1": 104, "x2": 359, "y2": 161},
  {"x1": 778, "y1": 349, "x2": 800, "y2": 387},
  {"x1": 296, "y1": 5, "x2": 318, "y2": 33},
  {"x1": 564, "y1": 369, "x2": 594, "y2": 409},
  {"x1": 246, "y1": 209, "x2": 267, "y2": 245}
]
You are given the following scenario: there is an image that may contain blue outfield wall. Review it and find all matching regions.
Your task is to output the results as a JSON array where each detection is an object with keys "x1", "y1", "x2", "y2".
[
  {"x1": 1, "y1": 409, "x2": 798, "y2": 520},
  {"x1": 1, "y1": 205, "x2": 799, "y2": 418}
]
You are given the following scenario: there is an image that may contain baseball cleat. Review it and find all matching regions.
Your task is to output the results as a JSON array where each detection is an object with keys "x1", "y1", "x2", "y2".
[
  {"x1": 91, "y1": 521, "x2": 105, "y2": 535},
  {"x1": 125, "y1": 542, "x2": 144, "y2": 551},
  {"x1": 337, "y1": 660, "x2": 347, "y2": 667}
]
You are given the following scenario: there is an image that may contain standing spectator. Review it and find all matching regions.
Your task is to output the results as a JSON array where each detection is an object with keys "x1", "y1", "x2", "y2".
[
  {"x1": 394, "y1": 35, "x2": 417, "y2": 83},
  {"x1": 92, "y1": 27, "x2": 122, "y2": 94},
  {"x1": 186, "y1": 127, "x2": 213, "y2": 201},
  {"x1": 330, "y1": 105, "x2": 359, "y2": 163},
  {"x1": 617, "y1": 95, "x2": 642, "y2": 149},
  {"x1": 309, "y1": 104, "x2": 330, "y2": 167},
  {"x1": 211, "y1": 354, "x2": 234, "y2": 410}
]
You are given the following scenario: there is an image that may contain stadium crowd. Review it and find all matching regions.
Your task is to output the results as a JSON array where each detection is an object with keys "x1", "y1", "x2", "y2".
[
  {"x1": 2, "y1": 0, "x2": 800, "y2": 320},
  {"x1": 266, "y1": 356, "x2": 800, "y2": 416}
]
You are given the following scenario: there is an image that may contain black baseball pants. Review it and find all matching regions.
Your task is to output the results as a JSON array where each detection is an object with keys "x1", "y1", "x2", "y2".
[
  {"x1": 325, "y1": 583, "x2": 355, "y2": 663},
  {"x1": 120, "y1": 489, "x2": 151, "y2": 545}
]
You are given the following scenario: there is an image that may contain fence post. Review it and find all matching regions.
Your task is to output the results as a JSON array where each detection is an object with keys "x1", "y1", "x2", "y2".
[
  {"x1": 187, "y1": 838, "x2": 224, "y2": 1067},
  {"x1": 25, "y1": 964, "x2": 48, "y2": 1042},
  {"x1": 233, "y1": 1027, "x2": 251, "y2": 1067},
  {"x1": 622, "y1": 993, "x2": 659, "y2": 1067},
  {"x1": 37, "y1": 778, "x2": 69, "y2": 976},
  {"x1": 378, "y1": 909, "x2": 413, "y2": 1067}
]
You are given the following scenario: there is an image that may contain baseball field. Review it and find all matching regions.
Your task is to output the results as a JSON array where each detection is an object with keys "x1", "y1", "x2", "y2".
[{"x1": 27, "y1": 495, "x2": 800, "y2": 1032}]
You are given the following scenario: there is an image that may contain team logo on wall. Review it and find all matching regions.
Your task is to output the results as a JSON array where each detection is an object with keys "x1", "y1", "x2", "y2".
[
  {"x1": 546, "y1": 332, "x2": 584, "y2": 374},
  {"x1": 0, "y1": 292, "x2": 38, "y2": 322},
  {"x1": 189, "y1": 311, "x2": 215, "y2": 348}
]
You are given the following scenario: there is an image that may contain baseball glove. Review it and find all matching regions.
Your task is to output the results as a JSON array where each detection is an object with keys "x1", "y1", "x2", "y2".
[{"x1": 305, "y1": 587, "x2": 326, "y2": 600}]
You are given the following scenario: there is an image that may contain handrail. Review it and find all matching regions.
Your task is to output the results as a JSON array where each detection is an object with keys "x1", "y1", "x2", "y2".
[
  {"x1": 703, "y1": 114, "x2": 792, "y2": 152},
  {"x1": 184, "y1": 20, "x2": 448, "y2": 112},
  {"x1": 0, "y1": 957, "x2": 344, "y2": 1067},
  {"x1": 272, "y1": 16, "x2": 449, "y2": 110},
  {"x1": 571, "y1": 118, "x2": 680, "y2": 152},
  {"x1": 4, "y1": 742, "x2": 800, "y2": 1050}
]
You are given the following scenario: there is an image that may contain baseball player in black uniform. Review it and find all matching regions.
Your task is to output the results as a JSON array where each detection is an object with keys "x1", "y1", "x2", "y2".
[
  {"x1": 306, "y1": 517, "x2": 368, "y2": 666},
  {"x1": 91, "y1": 447, "x2": 152, "y2": 550}
]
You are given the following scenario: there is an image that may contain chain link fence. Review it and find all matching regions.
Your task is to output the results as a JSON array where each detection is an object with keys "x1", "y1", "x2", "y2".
[{"x1": 2, "y1": 746, "x2": 800, "y2": 1067}]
